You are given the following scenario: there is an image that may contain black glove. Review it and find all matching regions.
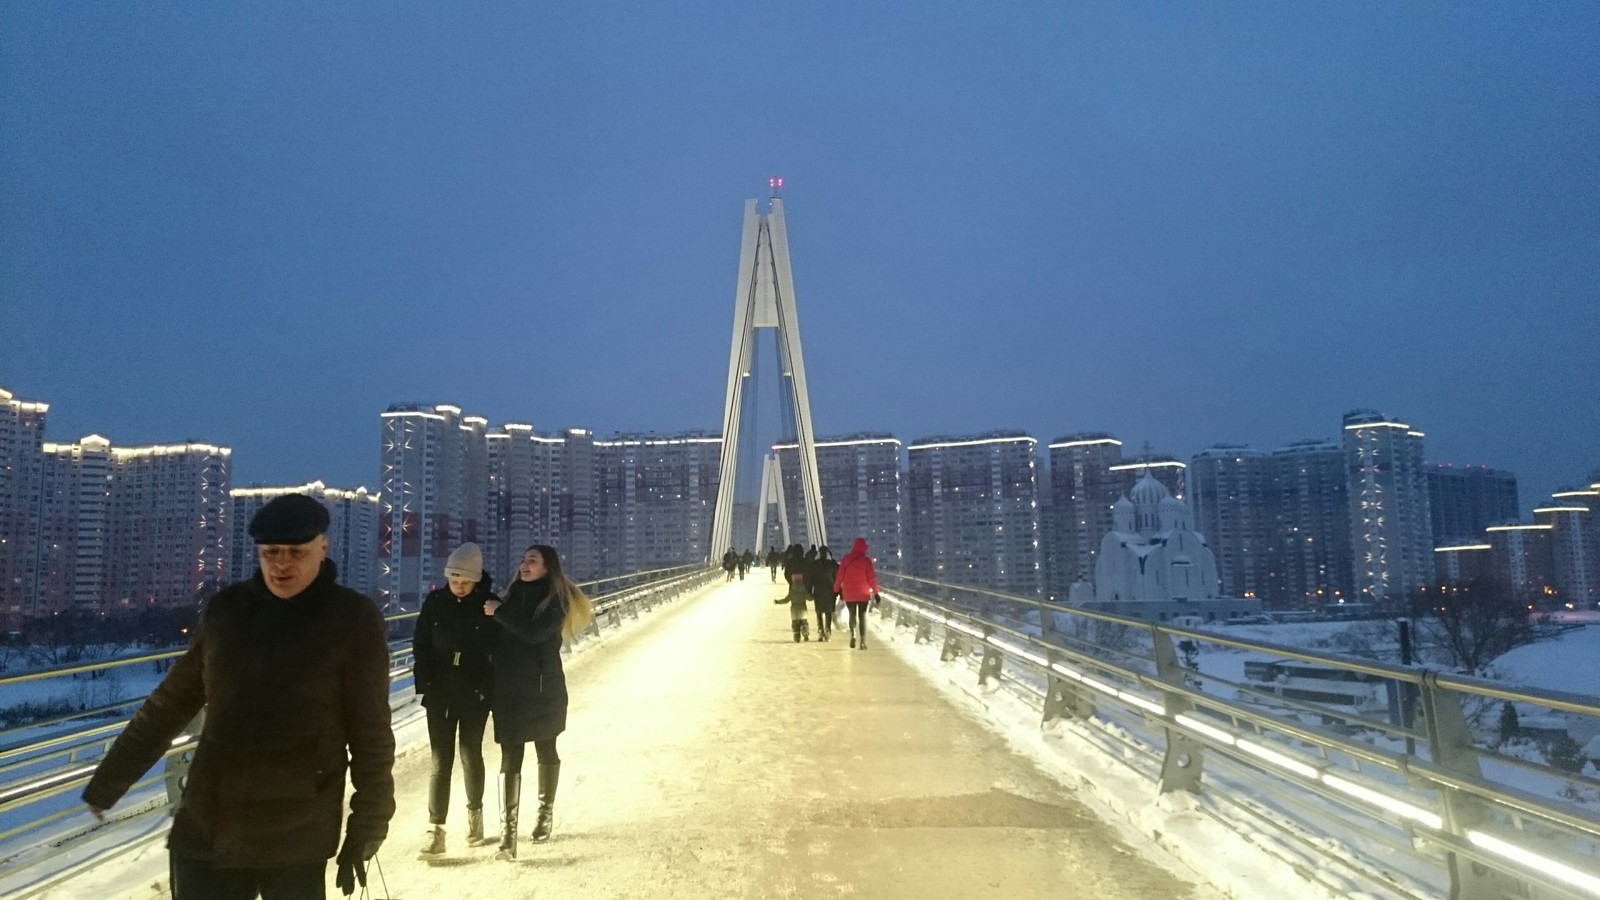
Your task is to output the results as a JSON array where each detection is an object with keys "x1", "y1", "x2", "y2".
[
  {"x1": 872, "y1": 593, "x2": 881, "y2": 608},
  {"x1": 335, "y1": 836, "x2": 381, "y2": 896}
]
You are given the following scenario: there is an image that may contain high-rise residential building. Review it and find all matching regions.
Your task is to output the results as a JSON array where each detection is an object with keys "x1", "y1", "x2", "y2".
[
  {"x1": 1109, "y1": 455, "x2": 1187, "y2": 502},
  {"x1": 1426, "y1": 464, "x2": 1519, "y2": 546},
  {"x1": 1190, "y1": 445, "x2": 1276, "y2": 601},
  {"x1": 102, "y1": 443, "x2": 232, "y2": 611},
  {"x1": 36, "y1": 435, "x2": 113, "y2": 615},
  {"x1": 484, "y1": 423, "x2": 548, "y2": 585},
  {"x1": 595, "y1": 433, "x2": 721, "y2": 577},
  {"x1": 230, "y1": 482, "x2": 380, "y2": 596},
  {"x1": 1045, "y1": 434, "x2": 1123, "y2": 601},
  {"x1": 0, "y1": 387, "x2": 49, "y2": 621},
  {"x1": 777, "y1": 435, "x2": 902, "y2": 569},
  {"x1": 547, "y1": 428, "x2": 599, "y2": 579},
  {"x1": 1434, "y1": 542, "x2": 1493, "y2": 585},
  {"x1": 1534, "y1": 502, "x2": 1597, "y2": 605},
  {"x1": 1344, "y1": 410, "x2": 1433, "y2": 605},
  {"x1": 379, "y1": 404, "x2": 488, "y2": 610},
  {"x1": 906, "y1": 432, "x2": 1041, "y2": 596},
  {"x1": 1271, "y1": 439, "x2": 1354, "y2": 609},
  {"x1": 1485, "y1": 523, "x2": 1554, "y2": 600}
]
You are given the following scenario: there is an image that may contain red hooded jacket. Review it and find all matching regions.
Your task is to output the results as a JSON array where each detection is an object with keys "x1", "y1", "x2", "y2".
[{"x1": 833, "y1": 538, "x2": 878, "y2": 603}]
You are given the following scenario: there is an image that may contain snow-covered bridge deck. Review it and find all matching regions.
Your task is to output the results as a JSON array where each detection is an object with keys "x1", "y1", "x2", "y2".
[{"x1": 375, "y1": 577, "x2": 1208, "y2": 899}]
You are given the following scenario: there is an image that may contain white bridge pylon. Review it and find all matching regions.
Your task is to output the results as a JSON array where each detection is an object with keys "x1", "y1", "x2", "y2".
[{"x1": 711, "y1": 194, "x2": 826, "y2": 556}]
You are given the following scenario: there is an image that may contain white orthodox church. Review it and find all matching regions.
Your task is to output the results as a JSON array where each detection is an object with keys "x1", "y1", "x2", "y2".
[{"x1": 1072, "y1": 472, "x2": 1260, "y2": 623}]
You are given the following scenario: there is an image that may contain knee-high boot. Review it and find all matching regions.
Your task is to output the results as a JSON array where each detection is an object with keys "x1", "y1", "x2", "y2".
[
  {"x1": 531, "y1": 763, "x2": 560, "y2": 843},
  {"x1": 495, "y1": 772, "x2": 521, "y2": 859}
]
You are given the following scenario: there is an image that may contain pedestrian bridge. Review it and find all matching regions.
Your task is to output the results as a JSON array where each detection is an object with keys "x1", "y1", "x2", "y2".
[{"x1": 3, "y1": 568, "x2": 1598, "y2": 899}]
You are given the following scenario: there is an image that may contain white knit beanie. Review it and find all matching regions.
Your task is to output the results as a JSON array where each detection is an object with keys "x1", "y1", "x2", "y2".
[{"x1": 444, "y1": 543, "x2": 484, "y2": 581}]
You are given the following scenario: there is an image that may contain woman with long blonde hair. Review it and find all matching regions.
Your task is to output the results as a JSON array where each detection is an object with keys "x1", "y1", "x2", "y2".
[{"x1": 483, "y1": 544, "x2": 593, "y2": 859}]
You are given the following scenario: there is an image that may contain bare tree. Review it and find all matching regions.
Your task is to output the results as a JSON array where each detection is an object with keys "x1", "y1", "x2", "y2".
[{"x1": 1408, "y1": 579, "x2": 1537, "y2": 675}]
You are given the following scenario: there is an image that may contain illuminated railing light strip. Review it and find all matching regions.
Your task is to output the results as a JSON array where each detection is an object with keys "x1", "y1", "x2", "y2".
[
  {"x1": 1049, "y1": 662, "x2": 1084, "y2": 682},
  {"x1": 1078, "y1": 674, "x2": 1120, "y2": 697},
  {"x1": 984, "y1": 635, "x2": 1047, "y2": 667},
  {"x1": 1320, "y1": 774, "x2": 1442, "y2": 830},
  {"x1": 1466, "y1": 830, "x2": 1600, "y2": 896},
  {"x1": 1118, "y1": 691, "x2": 1165, "y2": 715},
  {"x1": 1174, "y1": 713, "x2": 1236, "y2": 746},
  {"x1": 944, "y1": 619, "x2": 984, "y2": 639},
  {"x1": 1235, "y1": 738, "x2": 1320, "y2": 779}
]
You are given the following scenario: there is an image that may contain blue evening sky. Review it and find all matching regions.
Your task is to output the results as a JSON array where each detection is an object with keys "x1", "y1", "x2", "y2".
[{"x1": 3, "y1": 3, "x2": 1596, "y2": 509}]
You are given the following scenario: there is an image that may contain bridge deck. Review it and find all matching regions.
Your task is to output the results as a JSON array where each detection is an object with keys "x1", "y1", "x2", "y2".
[{"x1": 380, "y1": 577, "x2": 1208, "y2": 899}]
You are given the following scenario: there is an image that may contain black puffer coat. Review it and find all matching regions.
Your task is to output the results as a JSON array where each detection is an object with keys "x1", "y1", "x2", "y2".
[
  {"x1": 490, "y1": 576, "x2": 569, "y2": 745},
  {"x1": 412, "y1": 585, "x2": 495, "y2": 717},
  {"x1": 82, "y1": 562, "x2": 395, "y2": 867}
]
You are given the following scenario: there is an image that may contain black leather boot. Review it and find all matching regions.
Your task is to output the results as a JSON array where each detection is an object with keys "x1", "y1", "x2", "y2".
[
  {"x1": 495, "y1": 773, "x2": 521, "y2": 860},
  {"x1": 531, "y1": 763, "x2": 560, "y2": 843}
]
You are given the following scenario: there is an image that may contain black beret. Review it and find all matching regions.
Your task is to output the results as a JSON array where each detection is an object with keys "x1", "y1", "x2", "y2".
[{"x1": 249, "y1": 493, "x2": 330, "y2": 545}]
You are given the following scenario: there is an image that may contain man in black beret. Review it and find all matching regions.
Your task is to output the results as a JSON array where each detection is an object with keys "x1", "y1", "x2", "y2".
[{"x1": 82, "y1": 493, "x2": 396, "y2": 899}]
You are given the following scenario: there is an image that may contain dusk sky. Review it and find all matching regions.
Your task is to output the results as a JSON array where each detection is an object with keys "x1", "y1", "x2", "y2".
[{"x1": 4, "y1": 4, "x2": 1596, "y2": 510}]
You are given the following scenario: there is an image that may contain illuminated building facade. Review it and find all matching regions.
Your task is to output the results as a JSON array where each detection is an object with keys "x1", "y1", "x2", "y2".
[
  {"x1": 1426, "y1": 464, "x2": 1519, "y2": 547},
  {"x1": 1344, "y1": 410, "x2": 1433, "y2": 605},
  {"x1": 1045, "y1": 434, "x2": 1123, "y2": 601},
  {"x1": 36, "y1": 435, "x2": 112, "y2": 615},
  {"x1": 1190, "y1": 445, "x2": 1276, "y2": 602},
  {"x1": 596, "y1": 434, "x2": 721, "y2": 575},
  {"x1": 1535, "y1": 502, "x2": 1597, "y2": 605},
  {"x1": 379, "y1": 404, "x2": 489, "y2": 610},
  {"x1": 1272, "y1": 439, "x2": 1354, "y2": 609},
  {"x1": 777, "y1": 435, "x2": 901, "y2": 567},
  {"x1": 906, "y1": 432, "x2": 1041, "y2": 596},
  {"x1": 1, "y1": 388, "x2": 49, "y2": 621},
  {"x1": 102, "y1": 442, "x2": 232, "y2": 611}
]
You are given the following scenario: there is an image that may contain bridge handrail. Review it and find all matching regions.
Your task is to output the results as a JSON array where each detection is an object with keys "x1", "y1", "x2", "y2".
[
  {"x1": 0, "y1": 565, "x2": 717, "y2": 897},
  {"x1": 876, "y1": 571, "x2": 1600, "y2": 900}
]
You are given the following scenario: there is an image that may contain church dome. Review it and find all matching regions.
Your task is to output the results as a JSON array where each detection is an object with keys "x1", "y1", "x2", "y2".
[{"x1": 1130, "y1": 472, "x2": 1171, "y2": 505}]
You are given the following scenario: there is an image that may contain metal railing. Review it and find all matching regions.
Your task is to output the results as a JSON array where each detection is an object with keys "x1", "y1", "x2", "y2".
[
  {"x1": 0, "y1": 563, "x2": 718, "y2": 898},
  {"x1": 876, "y1": 571, "x2": 1600, "y2": 900}
]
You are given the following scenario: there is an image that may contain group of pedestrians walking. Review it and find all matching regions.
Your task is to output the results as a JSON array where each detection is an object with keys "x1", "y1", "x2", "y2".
[
  {"x1": 78, "y1": 492, "x2": 594, "y2": 900},
  {"x1": 772, "y1": 538, "x2": 880, "y2": 649},
  {"x1": 721, "y1": 548, "x2": 756, "y2": 581}
]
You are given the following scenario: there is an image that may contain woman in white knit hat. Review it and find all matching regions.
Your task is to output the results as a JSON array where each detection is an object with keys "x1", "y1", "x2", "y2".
[{"x1": 412, "y1": 542, "x2": 497, "y2": 856}]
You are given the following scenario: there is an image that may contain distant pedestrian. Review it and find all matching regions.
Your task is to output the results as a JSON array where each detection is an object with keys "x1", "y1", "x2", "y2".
[
  {"x1": 722, "y1": 548, "x2": 737, "y2": 582},
  {"x1": 834, "y1": 537, "x2": 881, "y2": 650},
  {"x1": 809, "y1": 545, "x2": 839, "y2": 642},
  {"x1": 413, "y1": 542, "x2": 496, "y2": 857},
  {"x1": 765, "y1": 547, "x2": 781, "y2": 582},
  {"x1": 777, "y1": 544, "x2": 812, "y2": 642},
  {"x1": 81, "y1": 493, "x2": 395, "y2": 899},
  {"x1": 485, "y1": 545, "x2": 593, "y2": 860},
  {"x1": 739, "y1": 549, "x2": 754, "y2": 580}
]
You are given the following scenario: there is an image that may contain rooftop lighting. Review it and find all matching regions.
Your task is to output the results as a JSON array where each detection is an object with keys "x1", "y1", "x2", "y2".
[
  {"x1": 909, "y1": 436, "x2": 1037, "y2": 451},
  {"x1": 1434, "y1": 544, "x2": 1491, "y2": 552},
  {"x1": 380, "y1": 411, "x2": 446, "y2": 421},
  {"x1": 1049, "y1": 438, "x2": 1123, "y2": 449},
  {"x1": 1343, "y1": 421, "x2": 1411, "y2": 431},
  {"x1": 1486, "y1": 524, "x2": 1553, "y2": 532},
  {"x1": 1534, "y1": 507, "x2": 1590, "y2": 514},
  {"x1": 1108, "y1": 461, "x2": 1187, "y2": 471}
]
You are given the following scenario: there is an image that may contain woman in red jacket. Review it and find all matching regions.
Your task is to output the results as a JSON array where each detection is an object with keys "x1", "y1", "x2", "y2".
[{"x1": 832, "y1": 537, "x2": 881, "y2": 650}]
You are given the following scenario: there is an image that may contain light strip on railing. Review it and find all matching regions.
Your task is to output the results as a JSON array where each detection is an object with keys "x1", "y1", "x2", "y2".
[
  {"x1": 1236, "y1": 738, "x2": 1320, "y2": 780},
  {"x1": 1079, "y1": 675, "x2": 1120, "y2": 698},
  {"x1": 1320, "y1": 773, "x2": 1442, "y2": 830},
  {"x1": 945, "y1": 619, "x2": 984, "y2": 639},
  {"x1": 985, "y1": 636, "x2": 1047, "y2": 667},
  {"x1": 0, "y1": 763, "x2": 97, "y2": 804},
  {"x1": 1118, "y1": 691, "x2": 1165, "y2": 716},
  {"x1": 1049, "y1": 662, "x2": 1083, "y2": 682},
  {"x1": 1175, "y1": 713, "x2": 1236, "y2": 746},
  {"x1": 1466, "y1": 830, "x2": 1600, "y2": 897}
]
